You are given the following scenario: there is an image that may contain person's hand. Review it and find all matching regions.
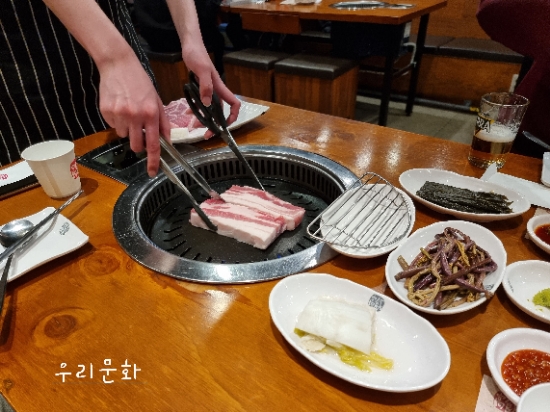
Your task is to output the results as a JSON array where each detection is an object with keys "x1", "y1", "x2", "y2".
[
  {"x1": 97, "y1": 51, "x2": 171, "y2": 177},
  {"x1": 181, "y1": 41, "x2": 241, "y2": 136}
]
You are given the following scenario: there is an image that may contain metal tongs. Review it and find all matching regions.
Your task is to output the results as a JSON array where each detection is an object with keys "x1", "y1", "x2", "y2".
[
  {"x1": 183, "y1": 71, "x2": 265, "y2": 191},
  {"x1": 158, "y1": 139, "x2": 218, "y2": 231}
]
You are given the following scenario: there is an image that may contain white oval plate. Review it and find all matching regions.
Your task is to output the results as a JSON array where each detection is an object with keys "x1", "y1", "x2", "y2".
[
  {"x1": 399, "y1": 168, "x2": 530, "y2": 222},
  {"x1": 487, "y1": 328, "x2": 550, "y2": 405},
  {"x1": 385, "y1": 220, "x2": 507, "y2": 315},
  {"x1": 269, "y1": 273, "x2": 451, "y2": 392},
  {"x1": 503, "y1": 260, "x2": 550, "y2": 324},
  {"x1": 527, "y1": 214, "x2": 550, "y2": 255},
  {"x1": 171, "y1": 100, "x2": 270, "y2": 144},
  {"x1": 321, "y1": 187, "x2": 415, "y2": 258},
  {"x1": 0, "y1": 207, "x2": 89, "y2": 282}
]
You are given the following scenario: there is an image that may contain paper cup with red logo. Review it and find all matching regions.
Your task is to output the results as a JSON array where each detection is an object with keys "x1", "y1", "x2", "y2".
[{"x1": 21, "y1": 140, "x2": 81, "y2": 199}]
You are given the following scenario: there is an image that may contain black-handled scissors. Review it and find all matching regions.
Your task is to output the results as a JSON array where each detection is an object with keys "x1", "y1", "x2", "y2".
[{"x1": 183, "y1": 72, "x2": 265, "y2": 191}]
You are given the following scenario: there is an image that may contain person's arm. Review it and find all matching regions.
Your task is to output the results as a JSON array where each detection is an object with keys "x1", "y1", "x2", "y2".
[
  {"x1": 165, "y1": 0, "x2": 241, "y2": 126},
  {"x1": 42, "y1": 0, "x2": 171, "y2": 177}
]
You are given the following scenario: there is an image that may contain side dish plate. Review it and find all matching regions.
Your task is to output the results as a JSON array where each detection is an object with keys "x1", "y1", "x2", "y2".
[
  {"x1": 0, "y1": 207, "x2": 89, "y2": 282},
  {"x1": 385, "y1": 220, "x2": 507, "y2": 315},
  {"x1": 399, "y1": 168, "x2": 530, "y2": 222},
  {"x1": 269, "y1": 273, "x2": 451, "y2": 392},
  {"x1": 487, "y1": 328, "x2": 550, "y2": 405},
  {"x1": 503, "y1": 260, "x2": 550, "y2": 324},
  {"x1": 171, "y1": 100, "x2": 270, "y2": 144}
]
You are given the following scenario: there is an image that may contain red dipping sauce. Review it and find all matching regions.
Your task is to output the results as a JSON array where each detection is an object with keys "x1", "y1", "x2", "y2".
[
  {"x1": 501, "y1": 349, "x2": 550, "y2": 396},
  {"x1": 535, "y1": 224, "x2": 550, "y2": 245}
]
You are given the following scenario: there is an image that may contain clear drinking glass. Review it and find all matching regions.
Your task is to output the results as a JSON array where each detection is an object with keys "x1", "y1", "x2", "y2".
[{"x1": 468, "y1": 92, "x2": 529, "y2": 169}]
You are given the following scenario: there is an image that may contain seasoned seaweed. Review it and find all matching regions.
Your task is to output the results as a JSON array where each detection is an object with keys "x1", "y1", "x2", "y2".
[{"x1": 417, "y1": 181, "x2": 513, "y2": 214}]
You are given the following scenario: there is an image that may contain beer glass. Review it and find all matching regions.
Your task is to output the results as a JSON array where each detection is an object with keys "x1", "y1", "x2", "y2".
[{"x1": 468, "y1": 92, "x2": 529, "y2": 169}]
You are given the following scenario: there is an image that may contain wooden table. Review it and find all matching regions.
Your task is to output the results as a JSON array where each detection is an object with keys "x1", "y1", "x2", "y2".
[
  {"x1": 0, "y1": 100, "x2": 546, "y2": 411},
  {"x1": 221, "y1": 0, "x2": 447, "y2": 126}
]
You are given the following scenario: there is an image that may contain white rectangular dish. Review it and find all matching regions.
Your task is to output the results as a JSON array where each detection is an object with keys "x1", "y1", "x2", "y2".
[{"x1": 0, "y1": 208, "x2": 88, "y2": 282}]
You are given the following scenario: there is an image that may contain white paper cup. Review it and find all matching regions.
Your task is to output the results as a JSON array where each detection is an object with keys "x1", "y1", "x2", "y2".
[{"x1": 21, "y1": 140, "x2": 81, "y2": 199}]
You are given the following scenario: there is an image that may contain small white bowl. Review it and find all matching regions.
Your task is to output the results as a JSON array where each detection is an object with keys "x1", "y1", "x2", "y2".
[
  {"x1": 527, "y1": 214, "x2": 550, "y2": 255},
  {"x1": 503, "y1": 260, "x2": 550, "y2": 325},
  {"x1": 486, "y1": 328, "x2": 550, "y2": 405},
  {"x1": 517, "y1": 382, "x2": 550, "y2": 412}
]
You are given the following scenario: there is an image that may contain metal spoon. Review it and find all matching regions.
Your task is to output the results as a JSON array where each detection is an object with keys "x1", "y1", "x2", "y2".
[{"x1": 0, "y1": 219, "x2": 34, "y2": 312}]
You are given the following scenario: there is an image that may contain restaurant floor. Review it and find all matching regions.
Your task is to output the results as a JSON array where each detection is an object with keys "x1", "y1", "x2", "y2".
[{"x1": 354, "y1": 96, "x2": 477, "y2": 145}]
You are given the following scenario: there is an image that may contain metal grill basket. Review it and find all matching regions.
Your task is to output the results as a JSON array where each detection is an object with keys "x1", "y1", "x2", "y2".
[{"x1": 307, "y1": 172, "x2": 413, "y2": 251}]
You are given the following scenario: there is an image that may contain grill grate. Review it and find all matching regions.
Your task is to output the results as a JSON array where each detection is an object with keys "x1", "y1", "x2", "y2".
[{"x1": 148, "y1": 179, "x2": 327, "y2": 264}]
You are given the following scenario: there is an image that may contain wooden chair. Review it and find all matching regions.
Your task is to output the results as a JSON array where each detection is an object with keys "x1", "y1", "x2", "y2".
[
  {"x1": 273, "y1": 54, "x2": 358, "y2": 119},
  {"x1": 223, "y1": 48, "x2": 291, "y2": 101}
]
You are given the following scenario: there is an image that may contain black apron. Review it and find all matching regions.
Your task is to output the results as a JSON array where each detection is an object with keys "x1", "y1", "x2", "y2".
[{"x1": 0, "y1": 0, "x2": 154, "y2": 166}]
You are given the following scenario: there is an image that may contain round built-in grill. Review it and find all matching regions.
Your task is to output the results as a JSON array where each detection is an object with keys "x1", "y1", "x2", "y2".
[{"x1": 112, "y1": 145, "x2": 358, "y2": 283}]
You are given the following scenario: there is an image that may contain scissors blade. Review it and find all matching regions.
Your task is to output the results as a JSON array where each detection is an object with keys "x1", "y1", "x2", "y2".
[
  {"x1": 184, "y1": 71, "x2": 264, "y2": 191},
  {"x1": 220, "y1": 129, "x2": 265, "y2": 191}
]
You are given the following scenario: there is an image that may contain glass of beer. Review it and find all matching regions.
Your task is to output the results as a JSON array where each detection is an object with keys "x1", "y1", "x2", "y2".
[{"x1": 468, "y1": 92, "x2": 529, "y2": 169}]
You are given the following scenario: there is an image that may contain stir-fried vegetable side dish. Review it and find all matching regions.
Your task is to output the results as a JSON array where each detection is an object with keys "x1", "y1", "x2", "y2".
[{"x1": 394, "y1": 227, "x2": 498, "y2": 310}]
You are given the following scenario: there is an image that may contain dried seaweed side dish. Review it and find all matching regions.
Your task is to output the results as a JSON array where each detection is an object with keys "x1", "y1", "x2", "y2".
[
  {"x1": 394, "y1": 227, "x2": 497, "y2": 310},
  {"x1": 416, "y1": 181, "x2": 513, "y2": 214}
]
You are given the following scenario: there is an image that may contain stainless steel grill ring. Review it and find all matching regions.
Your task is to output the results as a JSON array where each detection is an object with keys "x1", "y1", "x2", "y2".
[{"x1": 112, "y1": 145, "x2": 358, "y2": 283}]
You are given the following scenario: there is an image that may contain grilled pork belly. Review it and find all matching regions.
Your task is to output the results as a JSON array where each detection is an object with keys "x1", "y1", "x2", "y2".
[
  {"x1": 220, "y1": 185, "x2": 305, "y2": 230},
  {"x1": 189, "y1": 199, "x2": 286, "y2": 250}
]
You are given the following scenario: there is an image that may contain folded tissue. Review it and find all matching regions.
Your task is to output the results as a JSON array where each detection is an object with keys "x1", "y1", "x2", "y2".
[
  {"x1": 481, "y1": 163, "x2": 550, "y2": 209},
  {"x1": 0, "y1": 161, "x2": 38, "y2": 199}
]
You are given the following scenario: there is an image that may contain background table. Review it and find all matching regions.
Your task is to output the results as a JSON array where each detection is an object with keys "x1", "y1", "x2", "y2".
[
  {"x1": 222, "y1": 0, "x2": 448, "y2": 126},
  {"x1": 0, "y1": 99, "x2": 546, "y2": 411}
]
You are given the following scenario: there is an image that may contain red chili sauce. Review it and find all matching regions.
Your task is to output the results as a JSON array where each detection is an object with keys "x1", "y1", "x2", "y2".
[
  {"x1": 501, "y1": 349, "x2": 550, "y2": 396},
  {"x1": 535, "y1": 224, "x2": 550, "y2": 245}
]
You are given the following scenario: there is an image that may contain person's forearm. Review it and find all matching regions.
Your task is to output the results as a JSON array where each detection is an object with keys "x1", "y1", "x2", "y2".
[
  {"x1": 42, "y1": 0, "x2": 137, "y2": 70},
  {"x1": 165, "y1": 0, "x2": 204, "y2": 47}
]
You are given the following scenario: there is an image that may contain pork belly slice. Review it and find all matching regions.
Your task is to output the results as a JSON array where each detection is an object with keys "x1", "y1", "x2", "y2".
[
  {"x1": 220, "y1": 185, "x2": 305, "y2": 230},
  {"x1": 164, "y1": 98, "x2": 203, "y2": 131},
  {"x1": 189, "y1": 199, "x2": 286, "y2": 249}
]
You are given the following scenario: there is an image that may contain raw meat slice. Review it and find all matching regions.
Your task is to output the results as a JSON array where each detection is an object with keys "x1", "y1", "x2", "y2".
[
  {"x1": 189, "y1": 199, "x2": 286, "y2": 249},
  {"x1": 164, "y1": 98, "x2": 203, "y2": 131},
  {"x1": 220, "y1": 185, "x2": 305, "y2": 230}
]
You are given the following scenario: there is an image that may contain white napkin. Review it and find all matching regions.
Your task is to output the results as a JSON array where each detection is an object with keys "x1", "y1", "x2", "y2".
[
  {"x1": 475, "y1": 375, "x2": 516, "y2": 412},
  {"x1": 481, "y1": 163, "x2": 550, "y2": 209},
  {"x1": 0, "y1": 161, "x2": 34, "y2": 188}
]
